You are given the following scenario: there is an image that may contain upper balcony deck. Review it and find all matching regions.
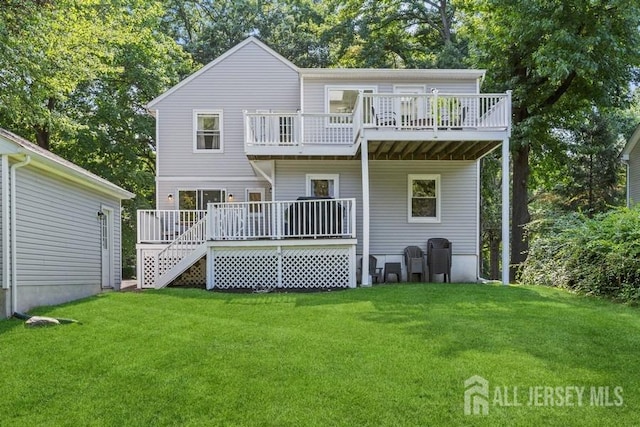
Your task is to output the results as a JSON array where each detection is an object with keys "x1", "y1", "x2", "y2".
[{"x1": 244, "y1": 91, "x2": 511, "y2": 160}]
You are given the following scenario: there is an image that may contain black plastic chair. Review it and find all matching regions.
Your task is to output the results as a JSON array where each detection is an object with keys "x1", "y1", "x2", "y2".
[
  {"x1": 404, "y1": 246, "x2": 426, "y2": 282},
  {"x1": 427, "y1": 238, "x2": 452, "y2": 283},
  {"x1": 357, "y1": 255, "x2": 383, "y2": 284}
]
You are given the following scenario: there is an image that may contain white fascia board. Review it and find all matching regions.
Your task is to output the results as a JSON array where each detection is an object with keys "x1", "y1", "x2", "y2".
[
  {"x1": 0, "y1": 130, "x2": 134, "y2": 200},
  {"x1": 622, "y1": 124, "x2": 640, "y2": 157},
  {"x1": 300, "y1": 68, "x2": 486, "y2": 81}
]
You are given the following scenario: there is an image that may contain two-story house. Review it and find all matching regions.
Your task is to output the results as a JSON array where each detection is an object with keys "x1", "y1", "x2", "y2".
[{"x1": 136, "y1": 37, "x2": 511, "y2": 290}]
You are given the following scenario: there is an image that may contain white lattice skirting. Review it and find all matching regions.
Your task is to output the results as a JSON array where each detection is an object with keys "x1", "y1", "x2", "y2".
[{"x1": 211, "y1": 245, "x2": 355, "y2": 289}]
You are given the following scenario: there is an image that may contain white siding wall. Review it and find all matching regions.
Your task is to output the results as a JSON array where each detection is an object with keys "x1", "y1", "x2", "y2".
[
  {"x1": 153, "y1": 42, "x2": 300, "y2": 193},
  {"x1": 302, "y1": 78, "x2": 479, "y2": 113},
  {"x1": 274, "y1": 159, "x2": 478, "y2": 257},
  {"x1": 14, "y1": 164, "x2": 123, "y2": 312},
  {"x1": 629, "y1": 144, "x2": 640, "y2": 206}
]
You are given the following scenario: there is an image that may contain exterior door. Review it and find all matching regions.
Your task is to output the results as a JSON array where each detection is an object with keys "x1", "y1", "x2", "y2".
[
  {"x1": 100, "y1": 207, "x2": 114, "y2": 288},
  {"x1": 395, "y1": 85, "x2": 426, "y2": 126}
]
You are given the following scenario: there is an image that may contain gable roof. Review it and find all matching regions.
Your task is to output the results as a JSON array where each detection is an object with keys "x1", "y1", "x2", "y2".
[
  {"x1": 147, "y1": 37, "x2": 299, "y2": 110},
  {"x1": 622, "y1": 124, "x2": 640, "y2": 159},
  {"x1": 0, "y1": 128, "x2": 135, "y2": 200}
]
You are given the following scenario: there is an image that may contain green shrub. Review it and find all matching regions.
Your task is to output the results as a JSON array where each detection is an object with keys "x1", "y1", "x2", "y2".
[{"x1": 520, "y1": 206, "x2": 640, "y2": 303}]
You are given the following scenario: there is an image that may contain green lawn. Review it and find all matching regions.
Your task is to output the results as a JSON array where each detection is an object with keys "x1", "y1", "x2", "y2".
[{"x1": 1, "y1": 284, "x2": 639, "y2": 426}]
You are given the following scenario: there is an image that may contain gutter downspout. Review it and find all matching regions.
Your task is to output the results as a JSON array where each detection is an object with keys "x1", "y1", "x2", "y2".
[
  {"x1": 2, "y1": 155, "x2": 9, "y2": 290},
  {"x1": 622, "y1": 154, "x2": 630, "y2": 208},
  {"x1": 10, "y1": 155, "x2": 31, "y2": 315}
]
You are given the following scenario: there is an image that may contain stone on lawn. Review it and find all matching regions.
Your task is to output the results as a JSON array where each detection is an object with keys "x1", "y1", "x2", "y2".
[{"x1": 25, "y1": 316, "x2": 60, "y2": 327}]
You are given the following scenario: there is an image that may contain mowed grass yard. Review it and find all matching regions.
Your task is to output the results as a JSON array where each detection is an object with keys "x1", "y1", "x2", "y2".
[{"x1": 1, "y1": 283, "x2": 639, "y2": 426}]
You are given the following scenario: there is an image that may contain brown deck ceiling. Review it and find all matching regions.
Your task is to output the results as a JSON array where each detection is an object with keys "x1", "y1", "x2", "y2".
[
  {"x1": 247, "y1": 139, "x2": 502, "y2": 161},
  {"x1": 363, "y1": 139, "x2": 502, "y2": 160}
]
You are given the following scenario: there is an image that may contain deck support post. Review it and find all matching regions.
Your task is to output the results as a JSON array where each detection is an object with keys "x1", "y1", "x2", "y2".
[
  {"x1": 501, "y1": 136, "x2": 510, "y2": 285},
  {"x1": 361, "y1": 138, "x2": 371, "y2": 287}
]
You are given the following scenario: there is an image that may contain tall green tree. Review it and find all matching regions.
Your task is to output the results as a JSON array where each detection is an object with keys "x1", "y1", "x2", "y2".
[
  {"x1": 458, "y1": 0, "x2": 640, "y2": 278},
  {"x1": 323, "y1": 0, "x2": 464, "y2": 68},
  {"x1": 162, "y1": 0, "x2": 330, "y2": 67},
  {"x1": 0, "y1": 0, "x2": 193, "y2": 269},
  {"x1": 548, "y1": 109, "x2": 626, "y2": 215}
]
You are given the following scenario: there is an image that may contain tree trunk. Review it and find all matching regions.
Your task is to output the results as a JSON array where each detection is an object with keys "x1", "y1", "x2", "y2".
[
  {"x1": 34, "y1": 126, "x2": 50, "y2": 150},
  {"x1": 510, "y1": 143, "x2": 530, "y2": 281},
  {"x1": 490, "y1": 234, "x2": 500, "y2": 280}
]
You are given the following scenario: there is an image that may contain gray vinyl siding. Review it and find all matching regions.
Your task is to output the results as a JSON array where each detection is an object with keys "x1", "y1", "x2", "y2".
[
  {"x1": 302, "y1": 78, "x2": 479, "y2": 113},
  {"x1": 274, "y1": 160, "x2": 478, "y2": 257},
  {"x1": 629, "y1": 144, "x2": 640, "y2": 206},
  {"x1": 153, "y1": 42, "x2": 300, "y2": 181},
  {"x1": 14, "y1": 164, "x2": 122, "y2": 288}
]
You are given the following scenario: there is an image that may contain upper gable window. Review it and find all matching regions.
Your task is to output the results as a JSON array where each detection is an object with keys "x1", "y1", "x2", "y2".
[{"x1": 193, "y1": 110, "x2": 223, "y2": 152}]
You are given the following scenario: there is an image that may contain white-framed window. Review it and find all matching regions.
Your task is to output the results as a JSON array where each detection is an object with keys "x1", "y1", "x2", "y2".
[
  {"x1": 193, "y1": 110, "x2": 223, "y2": 152},
  {"x1": 326, "y1": 85, "x2": 377, "y2": 125},
  {"x1": 408, "y1": 174, "x2": 440, "y2": 223},
  {"x1": 306, "y1": 174, "x2": 339, "y2": 198},
  {"x1": 178, "y1": 189, "x2": 226, "y2": 210},
  {"x1": 246, "y1": 188, "x2": 265, "y2": 215}
]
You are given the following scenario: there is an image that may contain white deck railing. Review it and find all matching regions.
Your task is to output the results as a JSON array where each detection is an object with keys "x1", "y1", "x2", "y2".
[
  {"x1": 155, "y1": 215, "x2": 207, "y2": 280},
  {"x1": 207, "y1": 198, "x2": 356, "y2": 241},
  {"x1": 244, "y1": 92, "x2": 511, "y2": 148},
  {"x1": 137, "y1": 209, "x2": 206, "y2": 243},
  {"x1": 362, "y1": 92, "x2": 511, "y2": 130},
  {"x1": 137, "y1": 199, "x2": 357, "y2": 244},
  {"x1": 244, "y1": 112, "x2": 355, "y2": 147}
]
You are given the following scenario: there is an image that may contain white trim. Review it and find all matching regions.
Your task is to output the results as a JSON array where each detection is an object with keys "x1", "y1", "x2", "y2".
[
  {"x1": 622, "y1": 124, "x2": 640, "y2": 157},
  {"x1": 407, "y1": 174, "x2": 441, "y2": 223},
  {"x1": 306, "y1": 174, "x2": 339, "y2": 198},
  {"x1": 147, "y1": 37, "x2": 299, "y2": 109},
  {"x1": 193, "y1": 110, "x2": 224, "y2": 153},
  {"x1": 501, "y1": 138, "x2": 510, "y2": 285},
  {"x1": 393, "y1": 84, "x2": 427, "y2": 93},
  {"x1": 10, "y1": 155, "x2": 31, "y2": 314},
  {"x1": 301, "y1": 68, "x2": 486, "y2": 80},
  {"x1": 0, "y1": 129, "x2": 134, "y2": 200},
  {"x1": 156, "y1": 176, "x2": 266, "y2": 182},
  {"x1": 245, "y1": 188, "x2": 265, "y2": 201},
  {"x1": 361, "y1": 139, "x2": 371, "y2": 286},
  {"x1": 100, "y1": 205, "x2": 115, "y2": 289},
  {"x1": 1, "y1": 155, "x2": 8, "y2": 290}
]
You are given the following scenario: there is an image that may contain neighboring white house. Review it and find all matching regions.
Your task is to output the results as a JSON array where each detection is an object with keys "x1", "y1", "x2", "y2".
[
  {"x1": 0, "y1": 128, "x2": 135, "y2": 318},
  {"x1": 622, "y1": 124, "x2": 640, "y2": 207},
  {"x1": 137, "y1": 37, "x2": 511, "y2": 290}
]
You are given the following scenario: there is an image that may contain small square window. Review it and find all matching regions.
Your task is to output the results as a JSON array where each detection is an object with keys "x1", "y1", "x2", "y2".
[
  {"x1": 307, "y1": 174, "x2": 339, "y2": 198},
  {"x1": 408, "y1": 174, "x2": 440, "y2": 223},
  {"x1": 194, "y1": 111, "x2": 223, "y2": 152}
]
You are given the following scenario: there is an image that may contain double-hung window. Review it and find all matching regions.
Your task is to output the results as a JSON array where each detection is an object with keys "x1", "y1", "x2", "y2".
[
  {"x1": 194, "y1": 110, "x2": 223, "y2": 152},
  {"x1": 408, "y1": 174, "x2": 440, "y2": 223}
]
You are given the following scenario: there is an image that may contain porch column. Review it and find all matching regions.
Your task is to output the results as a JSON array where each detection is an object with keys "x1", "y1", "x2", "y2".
[
  {"x1": 361, "y1": 138, "x2": 371, "y2": 287},
  {"x1": 501, "y1": 136, "x2": 510, "y2": 285}
]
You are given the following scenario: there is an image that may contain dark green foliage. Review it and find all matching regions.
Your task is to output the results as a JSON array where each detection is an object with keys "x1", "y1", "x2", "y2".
[{"x1": 521, "y1": 207, "x2": 640, "y2": 303}]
